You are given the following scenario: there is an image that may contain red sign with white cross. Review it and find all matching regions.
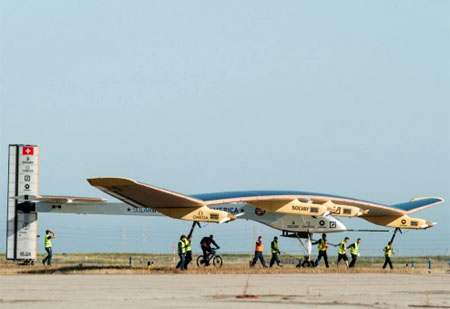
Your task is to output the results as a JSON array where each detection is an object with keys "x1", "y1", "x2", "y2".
[{"x1": 22, "y1": 147, "x2": 34, "y2": 156}]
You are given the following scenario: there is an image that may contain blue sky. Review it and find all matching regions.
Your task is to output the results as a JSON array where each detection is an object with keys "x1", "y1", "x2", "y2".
[{"x1": 1, "y1": 1, "x2": 449, "y2": 256}]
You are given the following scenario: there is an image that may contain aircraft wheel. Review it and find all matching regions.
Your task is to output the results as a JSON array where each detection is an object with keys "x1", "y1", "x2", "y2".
[{"x1": 301, "y1": 260, "x2": 311, "y2": 268}]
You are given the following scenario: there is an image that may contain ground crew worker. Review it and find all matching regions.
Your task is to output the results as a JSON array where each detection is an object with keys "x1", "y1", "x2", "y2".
[
  {"x1": 176, "y1": 235, "x2": 187, "y2": 270},
  {"x1": 270, "y1": 236, "x2": 282, "y2": 267},
  {"x1": 42, "y1": 230, "x2": 55, "y2": 266},
  {"x1": 184, "y1": 236, "x2": 192, "y2": 269},
  {"x1": 251, "y1": 236, "x2": 267, "y2": 267},
  {"x1": 312, "y1": 233, "x2": 333, "y2": 268},
  {"x1": 337, "y1": 237, "x2": 350, "y2": 269},
  {"x1": 348, "y1": 238, "x2": 361, "y2": 268},
  {"x1": 383, "y1": 241, "x2": 394, "y2": 269}
]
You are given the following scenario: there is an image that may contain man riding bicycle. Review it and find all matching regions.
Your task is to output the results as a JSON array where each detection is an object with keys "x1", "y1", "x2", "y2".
[{"x1": 200, "y1": 235, "x2": 220, "y2": 266}]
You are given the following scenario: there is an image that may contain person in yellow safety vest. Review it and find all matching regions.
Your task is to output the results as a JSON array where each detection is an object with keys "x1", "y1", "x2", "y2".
[
  {"x1": 42, "y1": 230, "x2": 55, "y2": 266},
  {"x1": 250, "y1": 236, "x2": 268, "y2": 267},
  {"x1": 184, "y1": 236, "x2": 193, "y2": 269},
  {"x1": 312, "y1": 233, "x2": 336, "y2": 268},
  {"x1": 348, "y1": 238, "x2": 361, "y2": 268},
  {"x1": 383, "y1": 241, "x2": 394, "y2": 269},
  {"x1": 269, "y1": 236, "x2": 282, "y2": 267},
  {"x1": 175, "y1": 235, "x2": 187, "y2": 270},
  {"x1": 336, "y1": 237, "x2": 350, "y2": 269}
]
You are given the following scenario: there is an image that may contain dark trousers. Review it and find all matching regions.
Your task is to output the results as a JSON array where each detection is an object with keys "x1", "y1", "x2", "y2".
[
  {"x1": 202, "y1": 247, "x2": 212, "y2": 265},
  {"x1": 349, "y1": 254, "x2": 357, "y2": 267},
  {"x1": 337, "y1": 254, "x2": 348, "y2": 263},
  {"x1": 270, "y1": 253, "x2": 280, "y2": 267},
  {"x1": 315, "y1": 250, "x2": 329, "y2": 268},
  {"x1": 176, "y1": 253, "x2": 186, "y2": 269},
  {"x1": 184, "y1": 251, "x2": 192, "y2": 269},
  {"x1": 251, "y1": 251, "x2": 266, "y2": 267},
  {"x1": 42, "y1": 247, "x2": 52, "y2": 265},
  {"x1": 383, "y1": 256, "x2": 393, "y2": 269}
]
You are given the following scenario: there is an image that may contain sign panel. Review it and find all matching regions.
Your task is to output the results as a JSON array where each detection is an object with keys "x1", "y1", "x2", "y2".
[{"x1": 6, "y1": 144, "x2": 39, "y2": 260}]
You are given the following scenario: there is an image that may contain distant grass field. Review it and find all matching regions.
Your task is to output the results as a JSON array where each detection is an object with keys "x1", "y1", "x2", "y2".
[{"x1": 1, "y1": 253, "x2": 449, "y2": 275}]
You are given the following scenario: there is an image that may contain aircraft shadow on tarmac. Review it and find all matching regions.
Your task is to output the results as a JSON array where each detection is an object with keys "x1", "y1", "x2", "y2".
[{"x1": 20, "y1": 265, "x2": 133, "y2": 274}]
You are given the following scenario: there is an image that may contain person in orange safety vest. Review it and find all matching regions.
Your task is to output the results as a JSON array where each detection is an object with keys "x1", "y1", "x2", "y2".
[{"x1": 250, "y1": 236, "x2": 268, "y2": 268}]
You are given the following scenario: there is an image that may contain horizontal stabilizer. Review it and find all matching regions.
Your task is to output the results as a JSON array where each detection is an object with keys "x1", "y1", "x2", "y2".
[{"x1": 14, "y1": 195, "x2": 107, "y2": 204}]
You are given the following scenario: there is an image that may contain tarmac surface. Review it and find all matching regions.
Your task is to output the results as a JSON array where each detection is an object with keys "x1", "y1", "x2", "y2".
[{"x1": 1, "y1": 273, "x2": 449, "y2": 308}]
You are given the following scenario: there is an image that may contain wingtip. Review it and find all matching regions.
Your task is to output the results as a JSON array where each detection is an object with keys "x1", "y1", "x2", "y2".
[
  {"x1": 410, "y1": 196, "x2": 445, "y2": 203},
  {"x1": 87, "y1": 177, "x2": 138, "y2": 187}
]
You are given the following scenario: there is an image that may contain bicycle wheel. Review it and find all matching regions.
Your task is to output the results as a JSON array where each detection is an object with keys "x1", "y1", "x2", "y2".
[
  {"x1": 196, "y1": 255, "x2": 206, "y2": 267},
  {"x1": 212, "y1": 255, "x2": 223, "y2": 268}
]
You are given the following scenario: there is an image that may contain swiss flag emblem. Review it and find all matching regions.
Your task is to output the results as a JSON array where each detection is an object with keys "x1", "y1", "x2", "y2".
[{"x1": 22, "y1": 147, "x2": 34, "y2": 156}]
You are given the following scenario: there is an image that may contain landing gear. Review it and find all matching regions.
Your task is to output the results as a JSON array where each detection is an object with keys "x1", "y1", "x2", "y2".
[
  {"x1": 188, "y1": 221, "x2": 201, "y2": 239},
  {"x1": 281, "y1": 231, "x2": 315, "y2": 268},
  {"x1": 298, "y1": 255, "x2": 315, "y2": 268},
  {"x1": 296, "y1": 233, "x2": 315, "y2": 267},
  {"x1": 18, "y1": 259, "x2": 34, "y2": 266},
  {"x1": 390, "y1": 228, "x2": 402, "y2": 243}
]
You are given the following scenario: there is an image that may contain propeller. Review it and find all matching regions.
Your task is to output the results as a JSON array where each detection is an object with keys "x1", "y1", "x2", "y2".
[
  {"x1": 218, "y1": 213, "x2": 236, "y2": 224},
  {"x1": 422, "y1": 222, "x2": 437, "y2": 229}
]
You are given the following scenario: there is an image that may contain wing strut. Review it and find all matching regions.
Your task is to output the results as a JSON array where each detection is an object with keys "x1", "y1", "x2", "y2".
[
  {"x1": 390, "y1": 228, "x2": 402, "y2": 243},
  {"x1": 187, "y1": 221, "x2": 201, "y2": 239}
]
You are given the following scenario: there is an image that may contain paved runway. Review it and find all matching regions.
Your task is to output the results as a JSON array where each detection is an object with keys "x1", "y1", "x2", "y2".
[{"x1": 1, "y1": 273, "x2": 449, "y2": 308}]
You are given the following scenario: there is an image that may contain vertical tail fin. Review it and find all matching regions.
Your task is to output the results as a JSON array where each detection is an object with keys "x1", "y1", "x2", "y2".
[{"x1": 6, "y1": 144, "x2": 39, "y2": 260}]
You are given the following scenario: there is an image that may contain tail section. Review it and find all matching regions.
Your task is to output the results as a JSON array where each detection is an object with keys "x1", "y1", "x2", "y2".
[{"x1": 7, "y1": 144, "x2": 39, "y2": 260}]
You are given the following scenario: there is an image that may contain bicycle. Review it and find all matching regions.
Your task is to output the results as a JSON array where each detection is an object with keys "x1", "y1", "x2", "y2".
[{"x1": 196, "y1": 248, "x2": 223, "y2": 268}]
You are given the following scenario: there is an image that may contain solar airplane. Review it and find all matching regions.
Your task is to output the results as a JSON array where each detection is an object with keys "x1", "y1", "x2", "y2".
[{"x1": 23, "y1": 176, "x2": 443, "y2": 264}]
